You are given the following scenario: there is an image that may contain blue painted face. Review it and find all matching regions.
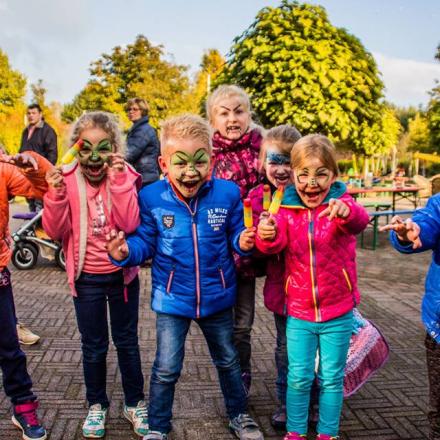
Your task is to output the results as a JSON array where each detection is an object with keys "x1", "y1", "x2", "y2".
[
  {"x1": 265, "y1": 149, "x2": 292, "y2": 188},
  {"x1": 266, "y1": 152, "x2": 290, "y2": 165}
]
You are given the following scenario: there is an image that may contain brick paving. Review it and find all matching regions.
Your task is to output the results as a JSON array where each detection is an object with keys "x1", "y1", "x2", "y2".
[{"x1": 1, "y1": 206, "x2": 433, "y2": 439}]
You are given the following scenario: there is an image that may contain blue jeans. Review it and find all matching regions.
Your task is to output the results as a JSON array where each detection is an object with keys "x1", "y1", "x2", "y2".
[
  {"x1": 148, "y1": 308, "x2": 247, "y2": 433},
  {"x1": 286, "y1": 311, "x2": 353, "y2": 436},
  {"x1": 74, "y1": 271, "x2": 144, "y2": 407},
  {"x1": 0, "y1": 269, "x2": 35, "y2": 404}
]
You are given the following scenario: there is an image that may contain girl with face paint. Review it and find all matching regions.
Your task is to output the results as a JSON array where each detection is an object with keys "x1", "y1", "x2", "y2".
[
  {"x1": 206, "y1": 85, "x2": 264, "y2": 395},
  {"x1": 42, "y1": 112, "x2": 149, "y2": 438}
]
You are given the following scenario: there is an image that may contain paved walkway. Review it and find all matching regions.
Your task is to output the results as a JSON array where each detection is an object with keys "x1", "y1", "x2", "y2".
[{"x1": 1, "y1": 207, "x2": 433, "y2": 439}]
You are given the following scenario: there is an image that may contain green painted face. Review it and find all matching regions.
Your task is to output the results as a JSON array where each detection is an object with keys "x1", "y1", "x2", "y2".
[
  {"x1": 168, "y1": 148, "x2": 210, "y2": 198},
  {"x1": 78, "y1": 139, "x2": 112, "y2": 183}
]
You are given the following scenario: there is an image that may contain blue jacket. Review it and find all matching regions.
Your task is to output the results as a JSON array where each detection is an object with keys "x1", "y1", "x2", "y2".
[
  {"x1": 126, "y1": 116, "x2": 160, "y2": 184},
  {"x1": 113, "y1": 177, "x2": 248, "y2": 318},
  {"x1": 390, "y1": 194, "x2": 440, "y2": 342}
]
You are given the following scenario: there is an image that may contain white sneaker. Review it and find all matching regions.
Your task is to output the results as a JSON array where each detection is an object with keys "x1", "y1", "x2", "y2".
[
  {"x1": 123, "y1": 400, "x2": 149, "y2": 436},
  {"x1": 17, "y1": 323, "x2": 40, "y2": 345},
  {"x1": 82, "y1": 404, "x2": 107, "y2": 438}
]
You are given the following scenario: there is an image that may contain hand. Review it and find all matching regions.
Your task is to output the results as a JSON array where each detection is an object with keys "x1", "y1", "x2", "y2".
[
  {"x1": 318, "y1": 198, "x2": 350, "y2": 220},
  {"x1": 239, "y1": 227, "x2": 256, "y2": 252},
  {"x1": 46, "y1": 167, "x2": 65, "y2": 188},
  {"x1": 379, "y1": 215, "x2": 422, "y2": 249},
  {"x1": 257, "y1": 213, "x2": 277, "y2": 241},
  {"x1": 105, "y1": 229, "x2": 129, "y2": 260},
  {"x1": 4, "y1": 153, "x2": 38, "y2": 170},
  {"x1": 106, "y1": 153, "x2": 126, "y2": 174}
]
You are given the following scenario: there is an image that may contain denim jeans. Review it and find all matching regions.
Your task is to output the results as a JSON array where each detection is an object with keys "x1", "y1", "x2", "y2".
[
  {"x1": 286, "y1": 311, "x2": 353, "y2": 436},
  {"x1": 74, "y1": 271, "x2": 144, "y2": 407},
  {"x1": 233, "y1": 276, "x2": 256, "y2": 373},
  {"x1": 148, "y1": 308, "x2": 247, "y2": 433},
  {"x1": 0, "y1": 268, "x2": 35, "y2": 404}
]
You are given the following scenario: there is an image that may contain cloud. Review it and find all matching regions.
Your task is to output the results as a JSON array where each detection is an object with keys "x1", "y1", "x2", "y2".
[{"x1": 373, "y1": 52, "x2": 440, "y2": 107}]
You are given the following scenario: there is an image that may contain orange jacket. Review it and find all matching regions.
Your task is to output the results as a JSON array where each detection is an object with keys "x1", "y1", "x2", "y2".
[{"x1": 0, "y1": 152, "x2": 52, "y2": 270}]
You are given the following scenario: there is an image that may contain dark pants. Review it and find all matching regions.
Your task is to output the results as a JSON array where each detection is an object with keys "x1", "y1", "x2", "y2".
[
  {"x1": 0, "y1": 268, "x2": 35, "y2": 404},
  {"x1": 27, "y1": 199, "x2": 43, "y2": 213},
  {"x1": 274, "y1": 313, "x2": 288, "y2": 405},
  {"x1": 74, "y1": 271, "x2": 144, "y2": 408},
  {"x1": 148, "y1": 308, "x2": 247, "y2": 434},
  {"x1": 233, "y1": 276, "x2": 256, "y2": 373},
  {"x1": 426, "y1": 333, "x2": 440, "y2": 440}
]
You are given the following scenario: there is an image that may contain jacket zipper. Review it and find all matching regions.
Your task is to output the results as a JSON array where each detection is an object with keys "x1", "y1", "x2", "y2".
[
  {"x1": 283, "y1": 275, "x2": 291, "y2": 316},
  {"x1": 342, "y1": 268, "x2": 356, "y2": 307},
  {"x1": 166, "y1": 267, "x2": 175, "y2": 293},
  {"x1": 308, "y1": 209, "x2": 321, "y2": 322},
  {"x1": 218, "y1": 267, "x2": 226, "y2": 289}
]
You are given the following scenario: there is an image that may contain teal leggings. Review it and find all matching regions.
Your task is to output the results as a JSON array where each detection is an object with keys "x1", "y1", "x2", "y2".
[{"x1": 286, "y1": 311, "x2": 353, "y2": 436}]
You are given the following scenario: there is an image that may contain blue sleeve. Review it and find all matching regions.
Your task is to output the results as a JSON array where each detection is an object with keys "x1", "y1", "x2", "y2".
[
  {"x1": 228, "y1": 191, "x2": 251, "y2": 256},
  {"x1": 110, "y1": 193, "x2": 158, "y2": 267},
  {"x1": 126, "y1": 127, "x2": 153, "y2": 164}
]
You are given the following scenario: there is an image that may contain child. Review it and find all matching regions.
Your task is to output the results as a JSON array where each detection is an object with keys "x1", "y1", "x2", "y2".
[
  {"x1": 247, "y1": 125, "x2": 301, "y2": 428},
  {"x1": 207, "y1": 84, "x2": 263, "y2": 393},
  {"x1": 381, "y1": 201, "x2": 440, "y2": 440},
  {"x1": 0, "y1": 150, "x2": 50, "y2": 440},
  {"x1": 42, "y1": 112, "x2": 148, "y2": 438},
  {"x1": 106, "y1": 114, "x2": 264, "y2": 440},
  {"x1": 256, "y1": 134, "x2": 369, "y2": 440}
]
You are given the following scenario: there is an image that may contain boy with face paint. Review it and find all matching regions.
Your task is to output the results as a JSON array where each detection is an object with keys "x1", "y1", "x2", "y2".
[{"x1": 107, "y1": 115, "x2": 264, "y2": 440}]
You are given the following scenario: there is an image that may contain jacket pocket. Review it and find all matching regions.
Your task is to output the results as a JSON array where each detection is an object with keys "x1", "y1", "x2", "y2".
[
  {"x1": 342, "y1": 268, "x2": 356, "y2": 306},
  {"x1": 166, "y1": 268, "x2": 175, "y2": 293},
  {"x1": 218, "y1": 267, "x2": 226, "y2": 289}
]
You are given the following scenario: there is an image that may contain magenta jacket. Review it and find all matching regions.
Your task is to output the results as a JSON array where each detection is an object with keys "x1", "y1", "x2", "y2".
[
  {"x1": 256, "y1": 182, "x2": 369, "y2": 322},
  {"x1": 43, "y1": 162, "x2": 141, "y2": 296}
]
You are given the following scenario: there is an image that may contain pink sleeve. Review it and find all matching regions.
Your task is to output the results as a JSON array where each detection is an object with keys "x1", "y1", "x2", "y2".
[
  {"x1": 109, "y1": 170, "x2": 140, "y2": 233},
  {"x1": 255, "y1": 210, "x2": 289, "y2": 254},
  {"x1": 335, "y1": 194, "x2": 369, "y2": 234},
  {"x1": 42, "y1": 186, "x2": 71, "y2": 240}
]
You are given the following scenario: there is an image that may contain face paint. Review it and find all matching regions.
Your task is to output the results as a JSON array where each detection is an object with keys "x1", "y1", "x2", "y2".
[
  {"x1": 78, "y1": 139, "x2": 112, "y2": 183},
  {"x1": 212, "y1": 97, "x2": 251, "y2": 140},
  {"x1": 265, "y1": 148, "x2": 292, "y2": 188},
  {"x1": 168, "y1": 148, "x2": 210, "y2": 198}
]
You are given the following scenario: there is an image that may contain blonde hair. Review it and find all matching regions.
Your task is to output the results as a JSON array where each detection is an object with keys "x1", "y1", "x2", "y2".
[
  {"x1": 291, "y1": 134, "x2": 339, "y2": 176},
  {"x1": 160, "y1": 114, "x2": 212, "y2": 154},
  {"x1": 125, "y1": 97, "x2": 149, "y2": 117},
  {"x1": 206, "y1": 84, "x2": 252, "y2": 124},
  {"x1": 70, "y1": 111, "x2": 124, "y2": 154},
  {"x1": 259, "y1": 125, "x2": 301, "y2": 172}
]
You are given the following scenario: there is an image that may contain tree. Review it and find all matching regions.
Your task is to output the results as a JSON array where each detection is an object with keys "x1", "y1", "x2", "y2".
[
  {"x1": 31, "y1": 79, "x2": 47, "y2": 110},
  {"x1": 427, "y1": 44, "x2": 440, "y2": 151},
  {"x1": 62, "y1": 35, "x2": 192, "y2": 126},
  {"x1": 407, "y1": 112, "x2": 430, "y2": 152},
  {"x1": 216, "y1": 0, "x2": 387, "y2": 155}
]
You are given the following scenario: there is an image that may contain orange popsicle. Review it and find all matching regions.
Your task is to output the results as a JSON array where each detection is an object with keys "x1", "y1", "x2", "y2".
[
  {"x1": 263, "y1": 184, "x2": 271, "y2": 210},
  {"x1": 243, "y1": 198, "x2": 253, "y2": 228}
]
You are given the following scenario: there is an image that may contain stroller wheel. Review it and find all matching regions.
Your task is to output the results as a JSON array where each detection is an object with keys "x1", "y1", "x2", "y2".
[
  {"x1": 55, "y1": 248, "x2": 66, "y2": 271},
  {"x1": 12, "y1": 244, "x2": 38, "y2": 270}
]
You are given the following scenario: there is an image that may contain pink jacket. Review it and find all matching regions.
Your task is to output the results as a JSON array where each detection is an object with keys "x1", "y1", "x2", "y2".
[
  {"x1": 256, "y1": 183, "x2": 369, "y2": 323},
  {"x1": 248, "y1": 183, "x2": 286, "y2": 315},
  {"x1": 43, "y1": 162, "x2": 141, "y2": 295}
]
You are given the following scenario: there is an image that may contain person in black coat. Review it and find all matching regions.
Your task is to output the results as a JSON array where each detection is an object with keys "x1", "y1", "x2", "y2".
[{"x1": 125, "y1": 98, "x2": 160, "y2": 187}]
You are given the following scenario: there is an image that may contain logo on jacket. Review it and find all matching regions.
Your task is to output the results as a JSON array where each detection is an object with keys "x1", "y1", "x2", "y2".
[
  {"x1": 207, "y1": 208, "x2": 228, "y2": 231},
  {"x1": 162, "y1": 215, "x2": 175, "y2": 229}
]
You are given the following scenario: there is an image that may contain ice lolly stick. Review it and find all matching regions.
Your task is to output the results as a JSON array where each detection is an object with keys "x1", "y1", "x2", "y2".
[{"x1": 243, "y1": 198, "x2": 253, "y2": 228}]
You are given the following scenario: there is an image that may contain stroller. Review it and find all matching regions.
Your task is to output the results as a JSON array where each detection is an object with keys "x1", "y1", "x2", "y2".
[{"x1": 11, "y1": 209, "x2": 66, "y2": 271}]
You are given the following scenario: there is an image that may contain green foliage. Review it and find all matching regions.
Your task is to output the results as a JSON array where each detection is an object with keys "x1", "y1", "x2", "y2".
[
  {"x1": 428, "y1": 81, "x2": 440, "y2": 151},
  {"x1": 407, "y1": 112, "x2": 430, "y2": 152},
  {"x1": 62, "y1": 35, "x2": 192, "y2": 127},
  {"x1": 216, "y1": 0, "x2": 390, "y2": 155},
  {"x1": 390, "y1": 104, "x2": 419, "y2": 131}
]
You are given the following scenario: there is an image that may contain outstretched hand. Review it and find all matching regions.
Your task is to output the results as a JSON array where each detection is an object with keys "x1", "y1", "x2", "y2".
[
  {"x1": 105, "y1": 229, "x2": 129, "y2": 260},
  {"x1": 379, "y1": 215, "x2": 422, "y2": 249},
  {"x1": 2, "y1": 153, "x2": 38, "y2": 170},
  {"x1": 318, "y1": 198, "x2": 350, "y2": 221},
  {"x1": 257, "y1": 212, "x2": 277, "y2": 241},
  {"x1": 239, "y1": 227, "x2": 256, "y2": 252}
]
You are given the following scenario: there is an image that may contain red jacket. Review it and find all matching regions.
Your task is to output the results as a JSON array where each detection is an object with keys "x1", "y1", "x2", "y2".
[{"x1": 256, "y1": 182, "x2": 369, "y2": 322}]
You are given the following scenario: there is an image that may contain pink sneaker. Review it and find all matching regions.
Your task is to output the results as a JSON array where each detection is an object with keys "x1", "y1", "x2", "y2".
[
  {"x1": 284, "y1": 433, "x2": 307, "y2": 440},
  {"x1": 316, "y1": 434, "x2": 339, "y2": 440}
]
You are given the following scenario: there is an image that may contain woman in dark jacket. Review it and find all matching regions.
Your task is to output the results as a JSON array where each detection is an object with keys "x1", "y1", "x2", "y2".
[{"x1": 125, "y1": 98, "x2": 160, "y2": 187}]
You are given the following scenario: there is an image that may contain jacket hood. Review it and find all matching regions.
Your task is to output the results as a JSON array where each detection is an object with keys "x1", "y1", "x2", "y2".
[{"x1": 281, "y1": 181, "x2": 347, "y2": 208}]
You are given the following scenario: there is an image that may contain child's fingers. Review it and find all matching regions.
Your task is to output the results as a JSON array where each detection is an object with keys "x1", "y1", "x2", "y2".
[
  {"x1": 318, "y1": 206, "x2": 331, "y2": 219},
  {"x1": 412, "y1": 237, "x2": 422, "y2": 249}
]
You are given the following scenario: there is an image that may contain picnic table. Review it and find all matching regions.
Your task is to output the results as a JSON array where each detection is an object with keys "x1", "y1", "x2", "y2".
[{"x1": 348, "y1": 186, "x2": 420, "y2": 211}]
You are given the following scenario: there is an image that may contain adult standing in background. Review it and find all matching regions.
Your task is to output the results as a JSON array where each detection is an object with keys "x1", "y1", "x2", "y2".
[
  {"x1": 125, "y1": 98, "x2": 160, "y2": 187},
  {"x1": 19, "y1": 103, "x2": 57, "y2": 212}
]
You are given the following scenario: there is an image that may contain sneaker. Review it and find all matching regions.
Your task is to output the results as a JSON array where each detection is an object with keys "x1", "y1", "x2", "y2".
[
  {"x1": 241, "y1": 371, "x2": 252, "y2": 397},
  {"x1": 12, "y1": 400, "x2": 47, "y2": 440},
  {"x1": 143, "y1": 431, "x2": 168, "y2": 440},
  {"x1": 123, "y1": 400, "x2": 149, "y2": 436},
  {"x1": 271, "y1": 405, "x2": 286, "y2": 429},
  {"x1": 316, "y1": 435, "x2": 339, "y2": 440},
  {"x1": 284, "y1": 433, "x2": 307, "y2": 440},
  {"x1": 229, "y1": 413, "x2": 264, "y2": 440},
  {"x1": 82, "y1": 404, "x2": 107, "y2": 438},
  {"x1": 17, "y1": 323, "x2": 40, "y2": 345}
]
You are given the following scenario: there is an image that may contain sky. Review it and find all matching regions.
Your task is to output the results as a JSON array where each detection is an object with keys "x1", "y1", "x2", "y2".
[{"x1": 0, "y1": 0, "x2": 439, "y2": 108}]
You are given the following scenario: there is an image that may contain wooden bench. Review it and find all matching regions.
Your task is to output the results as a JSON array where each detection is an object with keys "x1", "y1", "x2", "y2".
[{"x1": 360, "y1": 209, "x2": 418, "y2": 250}]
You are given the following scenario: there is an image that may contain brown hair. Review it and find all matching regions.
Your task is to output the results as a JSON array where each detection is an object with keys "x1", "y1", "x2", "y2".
[
  {"x1": 160, "y1": 114, "x2": 212, "y2": 155},
  {"x1": 125, "y1": 97, "x2": 149, "y2": 117},
  {"x1": 259, "y1": 125, "x2": 302, "y2": 172},
  {"x1": 290, "y1": 134, "x2": 339, "y2": 176}
]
